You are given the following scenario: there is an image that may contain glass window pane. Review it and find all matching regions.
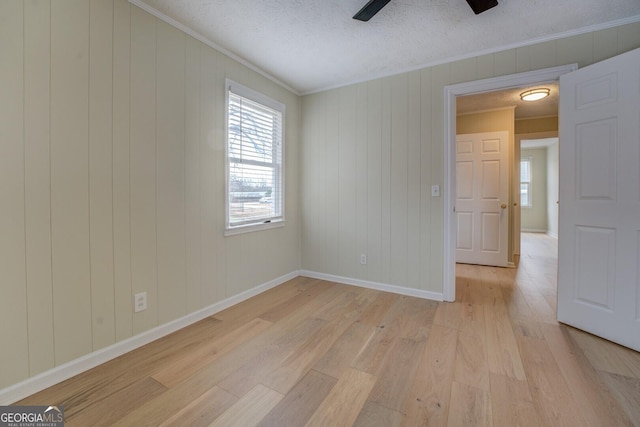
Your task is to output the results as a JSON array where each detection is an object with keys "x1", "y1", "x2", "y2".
[
  {"x1": 229, "y1": 162, "x2": 276, "y2": 223},
  {"x1": 521, "y1": 183, "x2": 530, "y2": 206},
  {"x1": 520, "y1": 160, "x2": 531, "y2": 182}
]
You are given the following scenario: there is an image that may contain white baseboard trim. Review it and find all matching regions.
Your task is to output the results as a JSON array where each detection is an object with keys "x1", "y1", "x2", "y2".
[
  {"x1": 0, "y1": 270, "x2": 299, "y2": 405},
  {"x1": 1, "y1": 269, "x2": 444, "y2": 404},
  {"x1": 299, "y1": 270, "x2": 444, "y2": 302},
  {"x1": 546, "y1": 231, "x2": 558, "y2": 239},
  {"x1": 521, "y1": 228, "x2": 548, "y2": 233}
]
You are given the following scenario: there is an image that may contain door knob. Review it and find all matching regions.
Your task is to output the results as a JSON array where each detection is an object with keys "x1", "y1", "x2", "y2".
[{"x1": 501, "y1": 203, "x2": 507, "y2": 209}]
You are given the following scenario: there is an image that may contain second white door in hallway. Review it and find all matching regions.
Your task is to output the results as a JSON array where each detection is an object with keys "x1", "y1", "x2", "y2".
[{"x1": 456, "y1": 131, "x2": 509, "y2": 267}]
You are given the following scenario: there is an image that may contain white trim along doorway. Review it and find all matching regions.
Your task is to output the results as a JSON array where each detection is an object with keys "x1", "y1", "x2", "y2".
[{"x1": 442, "y1": 64, "x2": 577, "y2": 302}]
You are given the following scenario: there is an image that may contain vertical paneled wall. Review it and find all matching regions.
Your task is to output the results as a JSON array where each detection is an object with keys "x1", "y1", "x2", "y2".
[
  {"x1": 301, "y1": 70, "x2": 438, "y2": 291},
  {"x1": 300, "y1": 21, "x2": 640, "y2": 294},
  {"x1": 0, "y1": 0, "x2": 299, "y2": 390},
  {"x1": 1, "y1": 0, "x2": 28, "y2": 389}
]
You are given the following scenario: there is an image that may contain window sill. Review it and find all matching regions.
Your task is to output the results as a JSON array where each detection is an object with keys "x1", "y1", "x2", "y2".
[{"x1": 224, "y1": 220, "x2": 285, "y2": 236}]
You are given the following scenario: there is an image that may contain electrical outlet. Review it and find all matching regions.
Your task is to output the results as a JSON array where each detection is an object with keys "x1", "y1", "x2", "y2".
[
  {"x1": 134, "y1": 292, "x2": 147, "y2": 313},
  {"x1": 360, "y1": 254, "x2": 367, "y2": 265},
  {"x1": 431, "y1": 184, "x2": 440, "y2": 197}
]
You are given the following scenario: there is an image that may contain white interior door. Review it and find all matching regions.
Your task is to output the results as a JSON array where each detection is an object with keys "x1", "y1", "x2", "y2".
[
  {"x1": 456, "y1": 131, "x2": 509, "y2": 267},
  {"x1": 558, "y1": 48, "x2": 640, "y2": 351}
]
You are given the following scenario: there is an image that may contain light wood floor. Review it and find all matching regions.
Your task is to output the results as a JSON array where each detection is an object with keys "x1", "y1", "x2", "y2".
[{"x1": 17, "y1": 233, "x2": 640, "y2": 426}]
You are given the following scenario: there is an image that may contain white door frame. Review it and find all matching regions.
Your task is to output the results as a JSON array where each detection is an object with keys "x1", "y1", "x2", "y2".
[{"x1": 443, "y1": 64, "x2": 577, "y2": 302}]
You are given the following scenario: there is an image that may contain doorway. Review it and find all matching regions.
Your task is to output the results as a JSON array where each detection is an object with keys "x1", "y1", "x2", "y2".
[
  {"x1": 442, "y1": 64, "x2": 577, "y2": 302},
  {"x1": 518, "y1": 136, "x2": 559, "y2": 239}
]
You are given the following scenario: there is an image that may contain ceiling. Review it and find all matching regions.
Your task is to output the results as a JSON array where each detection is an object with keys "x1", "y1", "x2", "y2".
[
  {"x1": 457, "y1": 82, "x2": 559, "y2": 119},
  {"x1": 521, "y1": 137, "x2": 558, "y2": 149},
  {"x1": 135, "y1": 0, "x2": 640, "y2": 94}
]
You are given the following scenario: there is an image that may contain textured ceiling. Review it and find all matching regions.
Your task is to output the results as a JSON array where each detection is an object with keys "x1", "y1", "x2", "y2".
[{"x1": 136, "y1": 0, "x2": 640, "y2": 94}]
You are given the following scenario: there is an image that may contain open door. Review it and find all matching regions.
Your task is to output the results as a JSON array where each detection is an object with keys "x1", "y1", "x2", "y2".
[
  {"x1": 455, "y1": 131, "x2": 509, "y2": 267},
  {"x1": 558, "y1": 48, "x2": 640, "y2": 351}
]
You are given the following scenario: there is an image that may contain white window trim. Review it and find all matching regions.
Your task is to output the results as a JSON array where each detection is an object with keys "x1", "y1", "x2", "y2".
[
  {"x1": 224, "y1": 79, "x2": 286, "y2": 236},
  {"x1": 521, "y1": 156, "x2": 533, "y2": 208}
]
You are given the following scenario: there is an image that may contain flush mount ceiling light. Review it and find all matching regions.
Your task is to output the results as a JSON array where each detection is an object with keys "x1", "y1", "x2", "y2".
[{"x1": 520, "y1": 88, "x2": 550, "y2": 102}]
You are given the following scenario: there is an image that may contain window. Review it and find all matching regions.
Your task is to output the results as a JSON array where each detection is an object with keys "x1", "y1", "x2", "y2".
[
  {"x1": 520, "y1": 157, "x2": 532, "y2": 207},
  {"x1": 225, "y1": 80, "x2": 285, "y2": 234}
]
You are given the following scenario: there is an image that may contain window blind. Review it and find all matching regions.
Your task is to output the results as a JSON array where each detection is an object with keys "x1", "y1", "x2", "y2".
[{"x1": 226, "y1": 84, "x2": 284, "y2": 230}]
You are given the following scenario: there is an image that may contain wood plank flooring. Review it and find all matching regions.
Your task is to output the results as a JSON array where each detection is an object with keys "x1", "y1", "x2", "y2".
[{"x1": 16, "y1": 233, "x2": 640, "y2": 426}]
